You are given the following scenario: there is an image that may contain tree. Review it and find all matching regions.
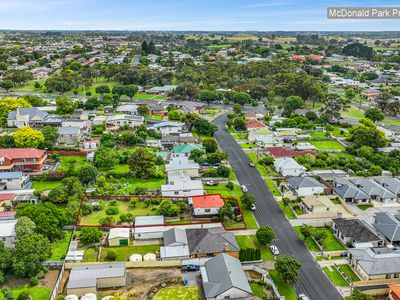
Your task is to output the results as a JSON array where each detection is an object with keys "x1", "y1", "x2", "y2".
[
  {"x1": 95, "y1": 85, "x2": 110, "y2": 95},
  {"x1": 233, "y1": 103, "x2": 243, "y2": 115},
  {"x1": 0, "y1": 80, "x2": 13, "y2": 92},
  {"x1": 128, "y1": 148, "x2": 157, "y2": 178},
  {"x1": 351, "y1": 289, "x2": 372, "y2": 300},
  {"x1": 13, "y1": 126, "x2": 45, "y2": 148},
  {"x1": 48, "y1": 177, "x2": 85, "y2": 204},
  {"x1": 240, "y1": 193, "x2": 256, "y2": 209},
  {"x1": 79, "y1": 227, "x2": 102, "y2": 245},
  {"x1": 203, "y1": 138, "x2": 218, "y2": 153},
  {"x1": 342, "y1": 43, "x2": 374, "y2": 60},
  {"x1": 41, "y1": 125, "x2": 58, "y2": 146},
  {"x1": 256, "y1": 226, "x2": 276, "y2": 245},
  {"x1": 137, "y1": 104, "x2": 149, "y2": 116},
  {"x1": 17, "y1": 291, "x2": 31, "y2": 300},
  {"x1": 275, "y1": 255, "x2": 302, "y2": 284},
  {"x1": 365, "y1": 108, "x2": 384, "y2": 123},
  {"x1": 232, "y1": 92, "x2": 252, "y2": 105},
  {"x1": 13, "y1": 234, "x2": 51, "y2": 278},
  {"x1": 55, "y1": 96, "x2": 77, "y2": 115},
  {"x1": 77, "y1": 165, "x2": 98, "y2": 184},
  {"x1": 1, "y1": 287, "x2": 13, "y2": 300},
  {"x1": 198, "y1": 90, "x2": 221, "y2": 105},
  {"x1": 349, "y1": 119, "x2": 387, "y2": 149},
  {"x1": 15, "y1": 216, "x2": 36, "y2": 239},
  {"x1": 0, "y1": 97, "x2": 31, "y2": 125},
  {"x1": 233, "y1": 117, "x2": 247, "y2": 131},
  {"x1": 94, "y1": 146, "x2": 119, "y2": 168},
  {"x1": 0, "y1": 135, "x2": 15, "y2": 148},
  {"x1": 0, "y1": 241, "x2": 12, "y2": 284},
  {"x1": 123, "y1": 85, "x2": 138, "y2": 99},
  {"x1": 219, "y1": 202, "x2": 234, "y2": 220},
  {"x1": 283, "y1": 96, "x2": 303, "y2": 116},
  {"x1": 299, "y1": 224, "x2": 313, "y2": 241},
  {"x1": 157, "y1": 199, "x2": 180, "y2": 217}
]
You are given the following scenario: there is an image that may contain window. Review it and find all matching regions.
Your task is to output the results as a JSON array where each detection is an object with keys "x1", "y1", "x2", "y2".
[
  {"x1": 386, "y1": 274, "x2": 391, "y2": 279},
  {"x1": 174, "y1": 191, "x2": 179, "y2": 195},
  {"x1": 205, "y1": 209, "x2": 211, "y2": 212}
]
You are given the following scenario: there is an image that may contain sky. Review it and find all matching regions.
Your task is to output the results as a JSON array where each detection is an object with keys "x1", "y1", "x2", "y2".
[{"x1": 0, "y1": 0, "x2": 399, "y2": 31}]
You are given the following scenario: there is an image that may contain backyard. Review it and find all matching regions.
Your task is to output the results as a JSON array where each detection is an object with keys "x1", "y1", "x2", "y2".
[
  {"x1": 309, "y1": 140, "x2": 345, "y2": 150},
  {"x1": 100, "y1": 244, "x2": 159, "y2": 262},
  {"x1": 235, "y1": 235, "x2": 274, "y2": 261},
  {"x1": 57, "y1": 155, "x2": 89, "y2": 173},
  {"x1": 153, "y1": 286, "x2": 199, "y2": 300},
  {"x1": 49, "y1": 230, "x2": 72, "y2": 261},
  {"x1": 0, "y1": 287, "x2": 51, "y2": 300},
  {"x1": 32, "y1": 180, "x2": 63, "y2": 192}
]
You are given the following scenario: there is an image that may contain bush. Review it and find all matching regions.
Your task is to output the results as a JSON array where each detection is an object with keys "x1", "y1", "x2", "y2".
[
  {"x1": 100, "y1": 216, "x2": 115, "y2": 226},
  {"x1": 106, "y1": 206, "x2": 119, "y2": 215},
  {"x1": 29, "y1": 276, "x2": 39, "y2": 286},
  {"x1": 226, "y1": 181, "x2": 234, "y2": 190},
  {"x1": 239, "y1": 248, "x2": 261, "y2": 262},
  {"x1": 106, "y1": 250, "x2": 117, "y2": 261},
  {"x1": 17, "y1": 290, "x2": 31, "y2": 300}
]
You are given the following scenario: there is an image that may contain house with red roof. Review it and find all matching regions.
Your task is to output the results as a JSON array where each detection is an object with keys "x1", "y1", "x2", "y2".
[
  {"x1": 390, "y1": 284, "x2": 400, "y2": 300},
  {"x1": 191, "y1": 194, "x2": 224, "y2": 216},
  {"x1": 266, "y1": 146, "x2": 316, "y2": 158},
  {"x1": 0, "y1": 148, "x2": 47, "y2": 172}
]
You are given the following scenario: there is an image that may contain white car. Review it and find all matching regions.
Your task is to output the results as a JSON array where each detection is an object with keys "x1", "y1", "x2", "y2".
[
  {"x1": 270, "y1": 245, "x2": 280, "y2": 256},
  {"x1": 206, "y1": 181, "x2": 217, "y2": 186},
  {"x1": 250, "y1": 204, "x2": 256, "y2": 211},
  {"x1": 298, "y1": 294, "x2": 310, "y2": 300},
  {"x1": 241, "y1": 185, "x2": 248, "y2": 193}
]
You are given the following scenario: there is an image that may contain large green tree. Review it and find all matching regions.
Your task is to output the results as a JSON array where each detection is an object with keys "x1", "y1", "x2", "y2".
[
  {"x1": 128, "y1": 148, "x2": 157, "y2": 178},
  {"x1": 94, "y1": 146, "x2": 120, "y2": 168},
  {"x1": 55, "y1": 96, "x2": 77, "y2": 115},
  {"x1": 275, "y1": 255, "x2": 302, "y2": 284},
  {"x1": 13, "y1": 126, "x2": 45, "y2": 148},
  {"x1": 256, "y1": 226, "x2": 276, "y2": 245},
  {"x1": 15, "y1": 216, "x2": 36, "y2": 239}
]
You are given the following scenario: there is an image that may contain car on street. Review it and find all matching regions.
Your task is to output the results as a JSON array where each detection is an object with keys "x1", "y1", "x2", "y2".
[
  {"x1": 241, "y1": 185, "x2": 248, "y2": 193},
  {"x1": 250, "y1": 203, "x2": 256, "y2": 211},
  {"x1": 249, "y1": 162, "x2": 255, "y2": 167},
  {"x1": 298, "y1": 294, "x2": 310, "y2": 300},
  {"x1": 270, "y1": 245, "x2": 280, "y2": 256}
]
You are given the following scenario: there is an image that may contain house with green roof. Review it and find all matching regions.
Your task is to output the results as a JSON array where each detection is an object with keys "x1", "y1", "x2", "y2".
[{"x1": 172, "y1": 144, "x2": 204, "y2": 157}]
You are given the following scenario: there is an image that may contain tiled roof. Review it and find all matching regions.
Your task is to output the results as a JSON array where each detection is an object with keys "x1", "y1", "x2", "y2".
[
  {"x1": 246, "y1": 119, "x2": 266, "y2": 129},
  {"x1": 0, "y1": 148, "x2": 46, "y2": 160},
  {"x1": 192, "y1": 194, "x2": 224, "y2": 209},
  {"x1": 267, "y1": 147, "x2": 316, "y2": 158}
]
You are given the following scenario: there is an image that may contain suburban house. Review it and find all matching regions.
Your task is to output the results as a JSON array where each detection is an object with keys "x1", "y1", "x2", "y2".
[
  {"x1": 288, "y1": 176, "x2": 324, "y2": 196},
  {"x1": 332, "y1": 218, "x2": 382, "y2": 247},
  {"x1": 134, "y1": 216, "x2": 165, "y2": 239},
  {"x1": 161, "y1": 175, "x2": 204, "y2": 197},
  {"x1": 57, "y1": 126, "x2": 81, "y2": 145},
  {"x1": 389, "y1": 284, "x2": 400, "y2": 300},
  {"x1": 351, "y1": 178, "x2": 397, "y2": 204},
  {"x1": 186, "y1": 227, "x2": 239, "y2": 258},
  {"x1": 0, "y1": 148, "x2": 47, "y2": 172},
  {"x1": 267, "y1": 146, "x2": 316, "y2": 158},
  {"x1": 374, "y1": 213, "x2": 400, "y2": 246},
  {"x1": 106, "y1": 114, "x2": 144, "y2": 128},
  {"x1": 108, "y1": 228, "x2": 130, "y2": 246},
  {"x1": 348, "y1": 247, "x2": 400, "y2": 281},
  {"x1": 149, "y1": 121, "x2": 184, "y2": 136},
  {"x1": 0, "y1": 219, "x2": 18, "y2": 248},
  {"x1": 66, "y1": 263, "x2": 126, "y2": 297},
  {"x1": 300, "y1": 195, "x2": 338, "y2": 217},
  {"x1": 201, "y1": 253, "x2": 252, "y2": 300},
  {"x1": 375, "y1": 177, "x2": 400, "y2": 198},
  {"x1": 274, "y1": 157, "x2": 306, "y2": 177},
  {"x1": 160, "y1": 227, "x2": 190, "y2": 260},
  {"x1": 146, "y1": 85, "x2": 177, "y2": 95},
  {"x1": 254, "y1": 135, "x2": 281, "y2": 147},
  {"x1": 7, "y1": 107, "x2": 49, "y2": 128},
  {"x1": 333, "y1": 178, "x2": 370, "y2": 204},
  {"x1": 161, "y1": 133, "x2": 197, "y2": 148},
  {"x1": 191, "y1": 194, "x2": 224, "y2": 216},
  {"x1": 165, "y1": 157, "x2": 199, "y2": 178},
  {"x1": 246, "y1": 119, "x2": 272, "y2": 142},
  {"x1": 0, "y1": 172, "x2": 31, "y2": 190},
  {"x1": 115, "y1": 104, "x2": 138, "y2": 115},
  {"x1": 0, "y1": 189, "x2": 36, "y2": 205},
  {"x1": 171, "y1": 144, "x2": 204, "y2": 157},
  {"x1": 307, "y1": 169, "x2": 347, "y2": 180}
]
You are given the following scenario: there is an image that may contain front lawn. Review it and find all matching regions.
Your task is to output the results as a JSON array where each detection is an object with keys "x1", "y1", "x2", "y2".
[
  {"x1": 50, "y1": 230, "x2": 72, "y2": 261},
  {"x1": 32, "y1": 180, "x2": 63, "y2": 192},
  {"x1": 235, "y1": 235, "x2": 274, "y2": 261},
  {"x1": 278, "y1": 201, "x2": 297, "y2": 220},
  {"x1": 323, "y1": 266, "x2": 349, "y2": 286},
  {"x1": 338, "y1": 264, "x2": 360, "y2": 282},
  {"x1": 294, "y1": 227, "x2": 345, "y2": 251},
  {"x1": 58, "y1": 155, "x2": 89, "y2": 172},
  {"x1": 269, "y1": 270, "x2": 297, "y2": 300},
  {"x1": 294, "y1": 226, "x2": 320, "y2": 252},
  {"x1": 246, "y1": 153, "x2": 268, "y2": 176},
  {"x1": 309, "y1": 140, "x2": 345, "y2": 150},
  {"x1": 240, "y1": 143, "x2": 255, "y2": 149},
  {"x1": 100, "y1": 244, "x2": 159, "y2": 261},
  {"x1": 154, "y1": 286, "x2": 199, "y2": 300},
  {"x1": 0, "y1": 286, "x2": 51, "y2": 300},
  {"x1": 265, "y1": 179, "x2": 281, "y2": 196},
  {"x1": 357, "y1": 204, "x2": 373, "y2": 211}
]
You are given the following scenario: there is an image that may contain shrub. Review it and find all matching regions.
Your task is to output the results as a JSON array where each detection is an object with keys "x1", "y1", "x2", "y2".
[
  {"x1": 29, "y1": 276, "x2": 39, "y2": 286},
  {"x1": 106, "y1": 206, "x2": 119, "y2": 215},
  {"x1": 226, "y1": 181, "x2": 234, "y2": 190},
  {"x1": 106, "y1": 250, "x2": 117, "y2": 261},
  {"x1": 17, "y1": 291, "x2": 31, "y2": 300},
  {"x1": 239, "y1": 248, "x2": 261, "y2": 262},
  {"x1": 109, "y1": 200, "x2": 117, "y2": 206},
  {"x1": 100, "y1": 216, "x2": 115, "y2": 226}
]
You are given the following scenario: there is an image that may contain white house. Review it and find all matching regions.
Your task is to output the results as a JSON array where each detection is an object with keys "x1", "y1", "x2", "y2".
[
  {"x1": 0, "y1": 172, "x2": 31, "y2": 190},
  {"x1": 106, "y1": 114, "x2": 144, "y2": 128},
  {"x1": 108, "y1": 228, "x2": 130, "y2": 246},
  {"x1": 274, "y1": 157, "x2": 306, "y2": 177},
  {"x1": 191, "y1": 194, "x2": 224, "y2": 216},
  {"x1": 165, "y1": 157, "x2": 199, "y2": 178},
  {"x1": 288, "y1": 177, "x2": 324, "y2": 196},
  {"x1": 161, "y1": 175, "x2": 204, "y2": 197},
  {"x1": 149, "y1": 121, "x2": 183, "y2": 136},
  {"x1": 0, "y1": 219, "x2": 18, "y2": 248}
]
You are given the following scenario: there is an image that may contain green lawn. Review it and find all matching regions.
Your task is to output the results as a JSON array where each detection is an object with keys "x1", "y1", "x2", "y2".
[
  {"x1": 384, "y1": 119, "x2": 400, "y2": 126},
  {"x1": 265, "y1": 179, "x2": 281, "y2": 196},
  {"x1": 338, "y1": 264, "x2": 360, "y2": 282},
  {"x1": 341, "y1": 106, "x2": 364, "y2": 120},
  {"x1": 246, "y1": 153, "x2": 268, "y2": 176},
  {"x1": 133, "y1": 93, "x2": 165, "y2": 100},
  {"x1": 80, "y1": 200, "x2": 156, "y2": 225},
  {"x1": 32, "y1": 180, "x2": 63, "y2": 192},
  {"x1": 101, "y1": 244, "x2": 159, "y2": 261},
  {"x1": 357, "y1": 204, "x2": 373, "y2": 211},
  {"x1": 250, "y1": 282, "x2": 268, "y2": 298},
  {"x1": 58, "y1": 155, "x2": 89, "y2": 172},
  {"x1": 331, "y1": 198, "x2": 341, "y2": 205},
  {"x1": 0, "y1": 286, "x2": 51, "y2": 300},
  {"x1": 83, "y1": 247, "x2": 98, "y2": 262},
  {"x1": 309, "y1": 131, "x2": 328, "y2": 139},
  {"x1": 329, "y1": 127, "x2": 349, "y2": 138},
  {"x1": 269, "y1": 270, "x2": 297, "y2": 300},
  {"x1": 309, "y1": 140, "x2": 345, "y2": 150},
  {"x1": 50, "y1": 230, "x2": 72, "y2": 261},
  {"x1": 154, "y1": 286, "x2": 199, "y2": 300},
  {"x1": 323, "y1": 266, "x2": 349, "y2": 286},
  {"x1": 235, "y1": 235, "x2": 274, "y2": 261},
  {"x1": 117, "y1": 177, "x2": 165, "y2": 194},
  {"x1": 278, "y1": 201, "x2": 297, "y2": 220},
  {"x1": 109, "y1": 164, "x2": 130, "y2": 174},
  {"x1": 294, "y1": 227, "x2": 345, "y2": 251},
  {"x1": 240, "y1": 143, "x2": 255, "y2": 149}
]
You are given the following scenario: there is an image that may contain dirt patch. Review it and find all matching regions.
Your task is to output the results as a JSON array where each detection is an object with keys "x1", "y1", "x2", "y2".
[
  {"x1": 40, "y1": 270, "x2": 59, "y2": 290},
  {"x1": 98, "y1": 267, "x2": 181, "y2": 299},
  {"x1": 247, "y1": 270, "x2": 262, "y2": 280}
]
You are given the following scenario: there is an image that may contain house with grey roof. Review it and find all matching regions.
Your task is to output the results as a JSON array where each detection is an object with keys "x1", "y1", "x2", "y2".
[
  {"x1": 332, "y1": 218, "x2": 383, "y2": 247},
  {"x1": 7, "y1": 107, "x2": 49, "y2": 128},
  {"x1": 374, "y1": 212, "x2": 400, "y2": 245},
  {"x1": 333, "y1": 178, "x2": 370, "y2": 204},
  {"x1": 149, "y1": 121, "x2": 183, "y2": 136},
  {"x1": 57, "y1": 126, "x2": 81, "y2": 145},
  {"x1": 374, "y1": 177, "x2": 400, "y2": 198},
  {"x1": 0, "y1": 219, "x2": 18, "y2": 248},
  {"x1": 288, "y1": 176, "x2": 324, "y2": 196},
  {"x1": 160, "y1": 228, "x2": 190, "y2": 260},
  {"x1": 201, "y1": 253, "x2": 252, "y2": 300},
  {"x1": 274, "y1": 157, "x2": 306, "y2": 177},
  {"x1": 165, "y1": 157, "x2": 199, "y2": 178},
  {"x1": 349, "y1": 247, "x2": 400, "y2": 280},
  {"x1": 0, "y1": 172, "x2": 31, "y2": 190},
  {"x1": 161, "y1": 175, "x2": 204, "y2": 197},
  {"x1": 66, "y1": 262, "x2": 126, "y2": 297},
  {"x1": 106, "y1": 114, "x2": 144, "y2": 128},
  {"x1": 351, "y1": 178, "x2": 397, "y2": 204}
]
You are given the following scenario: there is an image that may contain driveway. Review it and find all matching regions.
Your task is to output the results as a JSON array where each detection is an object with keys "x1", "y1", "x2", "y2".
[{"x1": 212, "y1": 113, "x2": 343, "y2": 300}]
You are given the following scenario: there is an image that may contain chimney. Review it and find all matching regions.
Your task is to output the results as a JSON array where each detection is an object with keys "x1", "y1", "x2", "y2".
[{"x1": 224, "y1": 242, "x2": 229, "y2": 252}]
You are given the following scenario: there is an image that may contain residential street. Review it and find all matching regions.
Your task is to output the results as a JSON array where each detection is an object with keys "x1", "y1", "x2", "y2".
[{"x1": 212, "y1": 113, "x2": 344, "y2": 300}]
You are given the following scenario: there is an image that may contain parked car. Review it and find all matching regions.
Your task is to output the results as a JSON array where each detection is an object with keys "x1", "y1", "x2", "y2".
[
  {"x1": 200, "y1": 162, "x2": 210, "y2": 166},
  {"x1": 270, "y1": 245, "x2": 280, "y2": 256},
  {"x1": 42, "y1": 164, "x2": 49, "y2": 170},
  {"x1": 250, "y1": 203, "x2": 256, "y2": 211},
  {"x1": 182, "y1": 264, "x2": 200, "y2": 272},
  {"x1": 249, "y1": 162, "x2": 255, "y2": 167},
  {"x1": 241, "y1": 185, "x2": 248, "y2": 193},
  {"x1": 206, "y1": 180, "x2": 218, "y2": 186},
  {"x1": 298, "y1": 294, "x2": 310, "y2": 300}
]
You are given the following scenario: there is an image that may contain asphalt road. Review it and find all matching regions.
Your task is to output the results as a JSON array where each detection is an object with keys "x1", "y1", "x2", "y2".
[{"x1": 212, "y1": 113, "x2": 343, "y2": 300}]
